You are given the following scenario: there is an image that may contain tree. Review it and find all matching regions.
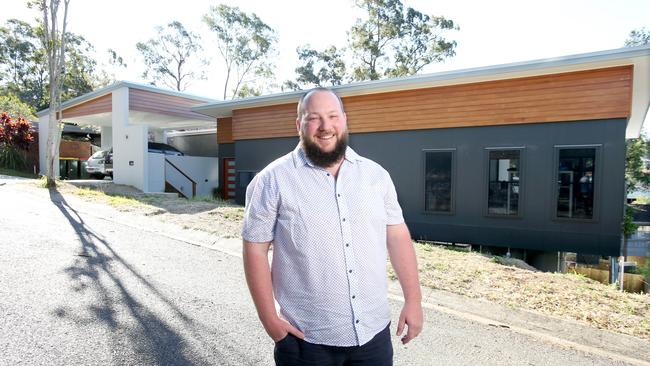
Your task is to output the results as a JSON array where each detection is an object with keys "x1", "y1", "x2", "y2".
[
  {"x1": 203, "y1": 5, "x2": 277, "y2": 99},
  {"x1": 136, "y1": 21, "x2": 203, "y2": 91},
  {"x1": 625, "y1": 136, "x2": 650, "y2": 194},
  {"x1": 0, "y1": 18, "x2": 101, "y2": 111},
  {"x1": 292, "y1": 45, "x2": 347, "y2": 88},
  {"x1": 34, "y1": 0, "x2": 69, "y2": 187},
  {"x1": 348, "y1": 0, "x2": 457, "y2": 81},
  {"x1": 625, "y1": 28, "x2": 650, "y2": 47},
  {"x1": 0, "y1": 94, "x2": 36, "y2": 121}
]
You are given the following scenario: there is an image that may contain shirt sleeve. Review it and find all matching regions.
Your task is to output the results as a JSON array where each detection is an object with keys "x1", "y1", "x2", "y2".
[
  {"x1": 241, "y1": 171, "x2": 278, "y2": 243},
  {"x1": 383, "y1": 169, "x2": 405, "y2": 225}
]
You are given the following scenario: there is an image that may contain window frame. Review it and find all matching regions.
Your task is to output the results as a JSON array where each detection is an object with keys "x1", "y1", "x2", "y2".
[
  {"x1": 421, "y1": 148, "x2": 457, "y2": 215},
  {"x1": 551, "y1": 144, "x2": 602, "y2": 223},
  {"x1": 483, "y1": 146, "x2": 525, "y2": 219}
]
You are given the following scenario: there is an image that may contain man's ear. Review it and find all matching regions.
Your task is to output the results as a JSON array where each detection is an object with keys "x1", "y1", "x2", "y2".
[{"x1": 295, "y1": 118, "x2": 302, "y2": 134}]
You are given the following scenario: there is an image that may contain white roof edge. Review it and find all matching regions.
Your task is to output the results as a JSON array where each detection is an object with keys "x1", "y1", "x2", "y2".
[
  {"x1": 36, "y1": 81, "x2": 218, "y2": 117},
  {"x1": 191, "y1": 46, "x2": 650, "y2": 135}
]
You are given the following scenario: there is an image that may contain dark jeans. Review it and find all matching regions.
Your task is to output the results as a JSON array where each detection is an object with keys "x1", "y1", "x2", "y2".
[{"x1": 274, "y1": 324, "x2": 393, "y2": 366}]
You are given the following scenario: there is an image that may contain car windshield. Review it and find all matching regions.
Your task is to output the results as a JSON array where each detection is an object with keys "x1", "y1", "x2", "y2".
[{"x1": 90, "y1": 150, "x2": 107, "y2": 159}]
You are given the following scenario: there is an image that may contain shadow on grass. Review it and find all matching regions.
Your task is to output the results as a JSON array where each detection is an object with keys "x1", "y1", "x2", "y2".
[
  {"x1": 47, "y1": 187, "x2": 232, "y2": 365},
  {"x1": 67, "y1": 181, "x2": 240, "y2": 215}
]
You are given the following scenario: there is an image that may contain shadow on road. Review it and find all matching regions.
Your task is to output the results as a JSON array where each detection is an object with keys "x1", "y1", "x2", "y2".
[{"x1": 47, "y1": 187, "x2": 227, "y2": 365}]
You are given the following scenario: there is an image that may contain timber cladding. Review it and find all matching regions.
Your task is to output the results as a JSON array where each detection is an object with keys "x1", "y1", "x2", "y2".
[
  {"x1": 217, "y1": 117, "x2": 233, "y2": 144},
  {"x1": 59, "y1": 140, "x2": 92, "y2": 159},
  {"x1": 231, "y1": 66, "x2": 633, "y2": 141},
  {"x1": 62, "y1": 94, "x2": 112, "y2": 119},
  {"x1": 129, "y1": 89, "x2": 213, "y2": 121}
]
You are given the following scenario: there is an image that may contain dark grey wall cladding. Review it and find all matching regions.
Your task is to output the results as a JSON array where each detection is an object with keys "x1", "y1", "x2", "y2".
[
  {"x1": 234, "y1": 119, "x2": 626, "y2": 255},
  {"x1": 167, "y1": 134, "x2": 218, "y2": 157}
]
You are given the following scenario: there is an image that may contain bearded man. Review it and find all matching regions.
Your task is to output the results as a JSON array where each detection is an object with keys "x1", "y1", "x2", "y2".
[{"x1": 242, "y1": 87, "x2": 423, "y2": 366}]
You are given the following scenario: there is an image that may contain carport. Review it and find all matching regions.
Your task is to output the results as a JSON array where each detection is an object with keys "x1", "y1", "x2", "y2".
[{"x1": 37, "y1": 82, "x2": 218, "y2": 196}]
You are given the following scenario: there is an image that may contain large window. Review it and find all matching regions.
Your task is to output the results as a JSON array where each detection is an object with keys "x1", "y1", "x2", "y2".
[
  {"x1": 556, "y1": 147, "x2": 598, "y2": 220},
  {"x1": 487, "y1": 149, "x2": 521, "y2": 216},
  {"x1": 424, "y1": 150, "x2": 454, "y2": 213}
]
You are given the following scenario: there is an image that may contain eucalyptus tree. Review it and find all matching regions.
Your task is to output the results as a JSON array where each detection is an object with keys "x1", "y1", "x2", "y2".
[
  {"x1": 136, "y1": 21, "x2": 203, "y2": 91},
  {"x1": 625, "y1": 28, "x2": 649, "y2": 47},
  {"x1": 349, "y1": 0, "x2": 458, "y2": 81},
  {"x1": 33, "y1": 0, "x2": 70, "y2": 187},
  {"x1": 203, "y1": 5, "x2": 277, "y2": 99}
]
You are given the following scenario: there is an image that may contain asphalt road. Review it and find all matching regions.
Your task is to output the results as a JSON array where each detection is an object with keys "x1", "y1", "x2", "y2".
[{"x1": 0, "y1": 182, "x2": 633, "y2": 365}]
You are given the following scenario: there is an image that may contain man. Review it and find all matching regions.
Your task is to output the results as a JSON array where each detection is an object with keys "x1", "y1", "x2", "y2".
[{"x1": 242, "y1": 87, "x2": 423, "y2": 365}]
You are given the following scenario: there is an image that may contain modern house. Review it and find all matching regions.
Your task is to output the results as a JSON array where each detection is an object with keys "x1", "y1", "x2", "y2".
[
  {"x1": 36, "y1": 81, "x2": 220, "y2": 197},
  {"x1": 192, "y1": 45, "x2": 650, "y2": 260}
]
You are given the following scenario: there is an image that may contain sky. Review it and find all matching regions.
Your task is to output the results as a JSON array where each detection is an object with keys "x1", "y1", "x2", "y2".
[{"x1": 2, "y1": 0, "x2": 649, "y2": 100}]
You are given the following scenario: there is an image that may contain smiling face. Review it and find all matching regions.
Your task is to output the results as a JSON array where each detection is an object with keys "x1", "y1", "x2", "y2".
[{"x1": 296, "y1": 89, "x2": 348, "y2": 167}]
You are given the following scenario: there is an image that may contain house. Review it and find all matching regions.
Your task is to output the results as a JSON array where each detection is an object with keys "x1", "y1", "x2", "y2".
[
  {"x1": 36, "y1": 81, "x2": 220, "y2": 197},
  {"x1": 192, "y1": 45, "x2": 650, "y2": 262}
]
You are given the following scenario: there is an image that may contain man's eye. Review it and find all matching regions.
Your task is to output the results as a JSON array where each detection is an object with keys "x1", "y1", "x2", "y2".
[{"x1": 329, "y1": 115, "x2": 338, "y2": 119}]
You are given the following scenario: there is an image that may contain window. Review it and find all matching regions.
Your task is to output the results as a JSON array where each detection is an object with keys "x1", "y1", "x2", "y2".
[
  {"x1": 424, "y1": 150, "x2": 454, "y2": 213},
  {"x1": 487, "y1": 149, "x2": 521, "y2": 216},
  {"x1": 556, "y1": 147, "x2": 598, "y2": 220}
]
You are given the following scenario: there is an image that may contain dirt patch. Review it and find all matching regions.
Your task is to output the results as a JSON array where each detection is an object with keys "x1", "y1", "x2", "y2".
[{"x1": 390, "y1": 243, "x2": 650, "y2": 341}]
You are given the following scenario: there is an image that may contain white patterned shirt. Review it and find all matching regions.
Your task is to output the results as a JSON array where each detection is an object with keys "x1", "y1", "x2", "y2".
[{"x1": 242, "y1": 145, "x2": 405, "y2": 347}]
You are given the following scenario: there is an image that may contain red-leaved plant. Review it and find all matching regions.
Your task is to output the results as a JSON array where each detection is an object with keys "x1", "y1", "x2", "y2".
[{"x1": 0, "y1": 112, "x2": 34, "y2": 170}]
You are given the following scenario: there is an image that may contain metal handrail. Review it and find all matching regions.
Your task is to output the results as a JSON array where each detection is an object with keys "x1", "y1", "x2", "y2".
[{"x1": 164, "y1": 157, "x2": 197, "y2": 198}]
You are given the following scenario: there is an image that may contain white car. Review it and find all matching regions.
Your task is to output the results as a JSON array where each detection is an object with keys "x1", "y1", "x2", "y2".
[
  {"x1": 85, "y1": 148, "x2": 113, "y2": 179},
  {"x1": 85, "y1": 143, "x2": 183, "y2": 179}
]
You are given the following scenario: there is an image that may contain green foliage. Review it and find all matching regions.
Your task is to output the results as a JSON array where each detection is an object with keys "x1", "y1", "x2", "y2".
[
  {"x1": 622, "y1": 205, "x2": 638, "y2": 239},
  {"x1": 235, "y1": 84, "x2": 262, "y2": 99},
  {"x1": 292, "y1": 45, "x2": 347, "y2": 88},
  {"x1": 625, "y1": 28, "x2": 650, "y2": 47},
  {"x1": 0, "y1": 94, "x2": 36, "y2": 120},
  {"x1": 0, "y1": 18, "x2": 101, "y2": 111},
  {"x1": 0, "y1": 166, "x2": 39, "y2": 178},
  {"x1": 136, "y1": 21, "x2": 203, "y2": 91},
  {"x1": 636, "y1": 257, "x2": 650, "y2": 279},
  {"x1": 625, "y1": 136, "x2": 650, "y2": 194},
  {"x1": 348, "y1": 0, "x2": 458, "y2": 81},
  {"x1": 203, "y1": 5, "x2": 277, "y2": 99}
]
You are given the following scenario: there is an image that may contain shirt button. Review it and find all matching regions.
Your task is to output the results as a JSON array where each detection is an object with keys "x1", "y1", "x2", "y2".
[
  {"x1": 342, "y1": 218, "x2": 346, "y2": 222},
  {"x1": 337, "y1": 193, "x2": 341, "y2": 197},
  {"x1": 326, "y1": 173, "x2": 330, "y2": 176},
  {"x1": 352, "y1": 295, "x2": 356, "y2": 299},
  {"x1": 346, "y1": 243, "x2": 350, "y2": 247},
  {"x1": 348, "y1": 269, "x2": 353, "y2": 273},
  {"x1": 356, "y1": 320, "x2": 360, "y2": 324}
]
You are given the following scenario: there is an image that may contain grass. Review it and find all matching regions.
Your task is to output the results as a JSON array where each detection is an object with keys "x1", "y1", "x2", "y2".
[
  {"x1": 0, "y1": 167, "x2": 39, "y2": 179},
  {"x1": 73, "y1": 187, "x2": 147, "y2": 207}
]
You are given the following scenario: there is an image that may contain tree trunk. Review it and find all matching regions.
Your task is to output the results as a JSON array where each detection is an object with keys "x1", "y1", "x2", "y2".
[{"x1": 41, "y1": 0, "x2": 69, "y2": 187}]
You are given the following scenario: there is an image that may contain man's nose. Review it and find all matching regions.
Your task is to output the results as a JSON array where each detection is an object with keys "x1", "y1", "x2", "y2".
[{"x1": 318, "y1": 116, "x2": 333, "y2": 130}]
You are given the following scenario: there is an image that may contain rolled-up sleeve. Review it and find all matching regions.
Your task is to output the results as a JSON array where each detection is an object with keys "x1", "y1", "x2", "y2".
[
  {"x1": 242, "y1": 172, "x2": 278, "y2": 243},
  {"x1": 383, "y1": 170, "x2": 405, "y2": 225}
]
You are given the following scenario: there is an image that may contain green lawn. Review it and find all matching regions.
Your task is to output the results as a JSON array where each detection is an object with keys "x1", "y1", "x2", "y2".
[{"x1": 0, "y1": 167, "x2": 40, "y2": 179}]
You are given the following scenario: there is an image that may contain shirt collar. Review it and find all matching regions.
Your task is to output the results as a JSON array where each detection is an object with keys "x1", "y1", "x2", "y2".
[{"x1": 292, "y1": 143, "x2": 361, "y2": 168}]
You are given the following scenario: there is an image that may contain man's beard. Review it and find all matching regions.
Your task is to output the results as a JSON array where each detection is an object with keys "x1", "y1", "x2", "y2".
[{"x1": 301, "y1": 132, "x2": 348, "y2": 168}]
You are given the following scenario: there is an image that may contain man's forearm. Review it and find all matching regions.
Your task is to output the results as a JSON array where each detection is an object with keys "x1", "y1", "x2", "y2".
[
  {"x1": 242, "y1": 241, "x2": 278, "y2": 325},
  {"x1": 387, "y1": 223, "x2": 422, "y2": 303}
]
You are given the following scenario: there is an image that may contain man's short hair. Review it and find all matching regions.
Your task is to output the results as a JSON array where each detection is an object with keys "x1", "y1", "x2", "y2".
[{"x1": 296, "y1": 87, "x2": 345, "y2": 120}]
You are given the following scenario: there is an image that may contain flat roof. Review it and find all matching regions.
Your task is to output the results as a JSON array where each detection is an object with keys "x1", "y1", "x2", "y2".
[
  {"x1": 36, "y1": 81, "x2": 218, "y2": 118},
  {"x1": 192, "y1": 45, "x2": 650, "y2": 138}
]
